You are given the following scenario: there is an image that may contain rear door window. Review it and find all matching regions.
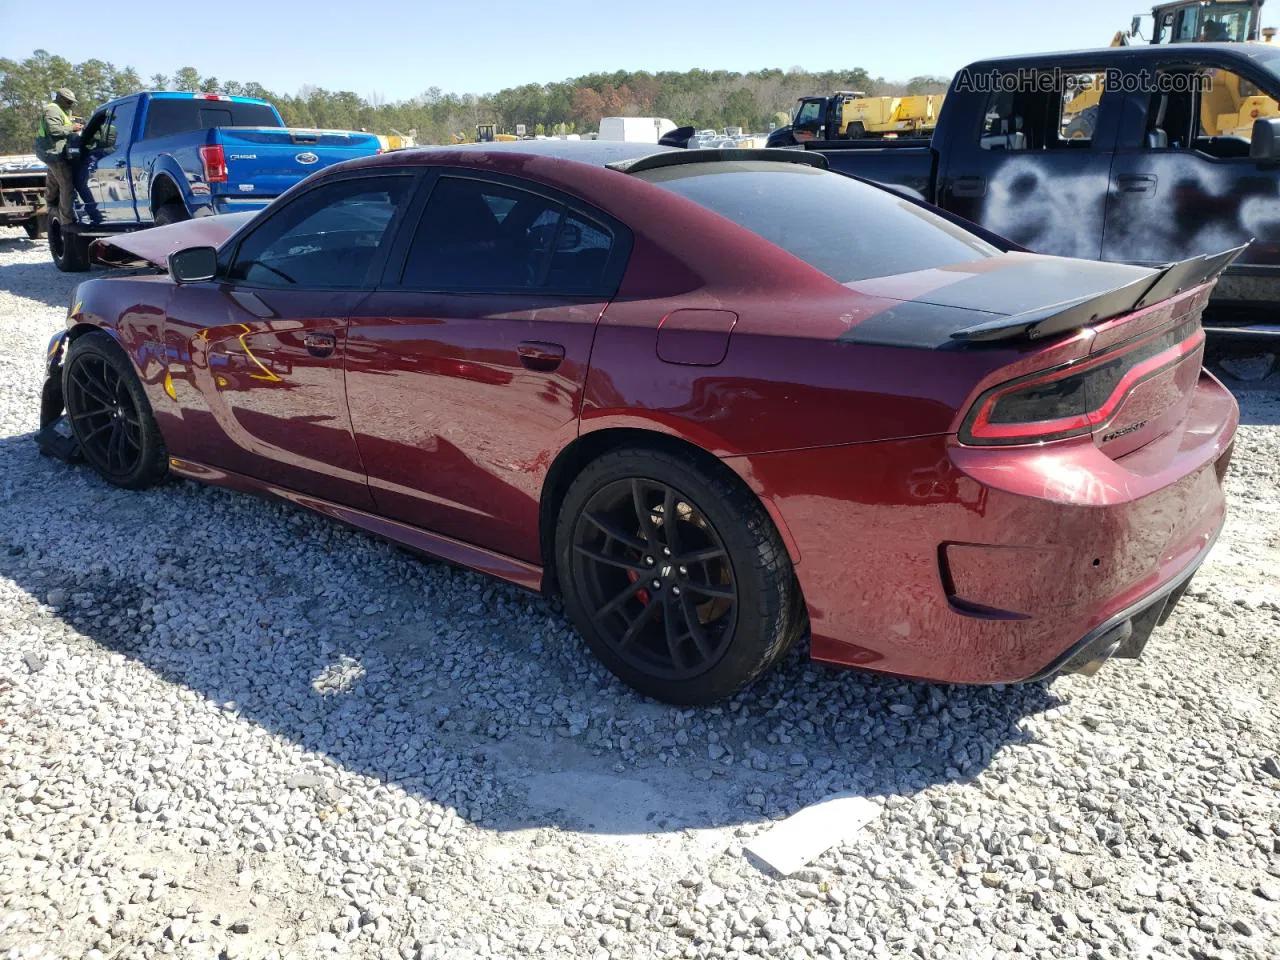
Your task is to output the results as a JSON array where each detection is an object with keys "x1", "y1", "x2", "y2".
[
  {"x1": 980, "y1": 70, "x2": 1107, "y2": 150},
  {"x1": 639, "y1": 161, "x2": 998, "y2": 284},
  {"x1": 142, "y1": 98, "x2": 281, "y2": 139}
]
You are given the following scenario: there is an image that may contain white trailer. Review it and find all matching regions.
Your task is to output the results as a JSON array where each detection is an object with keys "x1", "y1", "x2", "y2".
[{"x1": 597, "y1": 117, "x2": 678, "y2": 143}]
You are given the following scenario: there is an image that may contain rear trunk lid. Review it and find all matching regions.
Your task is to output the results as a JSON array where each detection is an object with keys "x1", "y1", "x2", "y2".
[
  {"x1": 212, "y1": 127, "x2": 382, "y2": 199},
  {"x1": 843, "y1": 247, "x2": 1244, "y2": 457}
]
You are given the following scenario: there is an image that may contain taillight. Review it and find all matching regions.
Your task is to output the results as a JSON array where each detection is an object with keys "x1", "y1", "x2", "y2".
[
  {"x1": 199, "y1": 145, "x2": 228, "y2": 183},
  {"x1": 960, "y1": 317, "x2": 1203, "y2": 445}
]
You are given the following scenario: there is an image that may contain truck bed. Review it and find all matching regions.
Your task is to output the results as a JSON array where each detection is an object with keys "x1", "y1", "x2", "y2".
[{"x1": 804, "y1": 139, "x2": 937, "y2": 203}]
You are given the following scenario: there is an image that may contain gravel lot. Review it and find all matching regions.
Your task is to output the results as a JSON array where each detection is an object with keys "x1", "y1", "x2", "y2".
[{"x1": 1, "y1": 225, "x2": 1277, "y2": 960}]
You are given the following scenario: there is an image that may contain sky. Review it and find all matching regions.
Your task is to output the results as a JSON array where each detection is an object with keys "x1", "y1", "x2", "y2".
[{"x1": 1, "y1": 0, "x2": 1169, "y2": 100}]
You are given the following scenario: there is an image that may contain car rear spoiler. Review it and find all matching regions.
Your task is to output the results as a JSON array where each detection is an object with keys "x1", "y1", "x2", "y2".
[{"x1": 950, "y1": 243, "x2": 1250, "y2": 343}]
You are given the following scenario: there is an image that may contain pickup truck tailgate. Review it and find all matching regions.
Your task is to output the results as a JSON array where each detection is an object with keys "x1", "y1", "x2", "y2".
[{"x1": 215, "y1": 127, "x2": 381, "y2": 198}]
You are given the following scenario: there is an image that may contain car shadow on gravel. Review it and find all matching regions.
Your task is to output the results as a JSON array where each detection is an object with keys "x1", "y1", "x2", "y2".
[{"x1": 0, "y1": 430, "x2": 1064, "y2": 847}]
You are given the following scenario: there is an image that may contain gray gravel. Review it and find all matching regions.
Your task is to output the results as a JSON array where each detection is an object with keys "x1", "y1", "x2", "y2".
[{"x1": 1, "y1": 225, "x2": 1278, "y2": 960}]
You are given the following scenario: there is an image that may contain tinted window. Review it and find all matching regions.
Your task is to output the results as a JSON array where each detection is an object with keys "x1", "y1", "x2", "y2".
[
  {"x1": 229, "y1": 176, "x2": 410, "y2": 288},
  {"x1": 546, "y1": 212, "x2": 615, "y2": 293},
  {"x1": 401, "y1": 177, "x2": 564, "y2": 291},
  {"x1": 640, "y1": 162, "x2": 997, "y2": 284},
  {"x1": 143, "y1": 98, "x2": 280, "y2": 139},
  {"x1": 107, "y1": 98, "x2": 137, "y2": 150}
]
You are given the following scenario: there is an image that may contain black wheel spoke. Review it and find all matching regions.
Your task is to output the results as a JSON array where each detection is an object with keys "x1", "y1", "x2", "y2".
[
  {"x1": 572, "y1": 543, "x2": 644, "y2": 573},
  {"x1": 72, "y1": 369, "x2": 113, "y2": 407},
  {"x1": 631, "y1": 479, "x2": 657, "y2": 544},
  {"x1": 662, "y1": 487, "x2": 680, "y2": 556},
  {"x1": 79, "y1": 419, "x2": 115, "y2": 444},
  {"x1": 685, "y1": 581, "x2": 735, "y2": 600},
  {"x1": 592, "y1": 576, "x2": 648, "y2": 623},
  {"x1": 662, "y1": 594, "x2": 687, "y2": 670},
  {"x1": 617, "y1": 596, "x2": 662, "y2": 650},
  {"x1": 584, "y1": 512, "x2": 647, "y2": 553},
  {"x1": 679, "y1": 593, "x2": 714, "y2": 661},
  {"x1": 674, "y1": 546, "x2": 728, "y2": 566}
]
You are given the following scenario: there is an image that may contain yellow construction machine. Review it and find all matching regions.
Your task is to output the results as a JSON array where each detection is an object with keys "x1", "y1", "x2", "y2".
[{"x1": 784, "y1": 90, "x2": 945, "y2": 140}]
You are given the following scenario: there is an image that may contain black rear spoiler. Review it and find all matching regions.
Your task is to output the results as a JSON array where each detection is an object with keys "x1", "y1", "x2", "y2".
[{"x1": 951, "y1": 243, "x2": 1249, "y2": 343}]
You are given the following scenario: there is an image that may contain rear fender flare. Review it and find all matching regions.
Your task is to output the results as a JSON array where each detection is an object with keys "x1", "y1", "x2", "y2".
[{"x1": 148, "y1": 157, "x2": 198, "y2": 218}]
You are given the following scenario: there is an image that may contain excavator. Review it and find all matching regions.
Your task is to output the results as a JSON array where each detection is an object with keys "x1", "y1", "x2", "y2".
[{"x1": 1062, "y1": 0, "x2": 1278, "y2": 138}]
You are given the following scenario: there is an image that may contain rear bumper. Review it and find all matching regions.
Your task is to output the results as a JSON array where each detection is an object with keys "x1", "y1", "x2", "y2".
[{"x1": 724, "y1": 370, "x2": 1238, "y2": 684}]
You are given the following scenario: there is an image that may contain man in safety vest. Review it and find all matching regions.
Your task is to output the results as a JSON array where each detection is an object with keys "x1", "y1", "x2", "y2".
[{"x1": 34, "y1": 88, "x2": 83, "y2": 224}]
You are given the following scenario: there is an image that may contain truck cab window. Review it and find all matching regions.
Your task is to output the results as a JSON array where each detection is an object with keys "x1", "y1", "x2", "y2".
[
  {"x1": 980, "y1": 72, "x2": 1104, "y2": 151},
  {"x1": 1144, "y1": 68, "x2": 1279, "y2": 157}
]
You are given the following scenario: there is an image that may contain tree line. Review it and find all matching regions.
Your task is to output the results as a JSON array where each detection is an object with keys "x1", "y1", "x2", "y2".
[{"x1": 0, "y1": 48, "x2": 951, "y2": 154}]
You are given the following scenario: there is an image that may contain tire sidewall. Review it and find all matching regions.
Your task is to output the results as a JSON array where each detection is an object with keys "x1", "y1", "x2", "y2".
[
  {"x1": 62, "y1": 333, "x2": 167, "y2": 489},
  {"x1": 555, "y1": 448, "x2": 790, "y2": 704}
]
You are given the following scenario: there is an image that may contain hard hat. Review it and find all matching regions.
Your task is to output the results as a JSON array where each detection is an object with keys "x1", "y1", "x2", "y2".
[{"x1": 55, "y1": 88, "x2": 78, "y2": 104}]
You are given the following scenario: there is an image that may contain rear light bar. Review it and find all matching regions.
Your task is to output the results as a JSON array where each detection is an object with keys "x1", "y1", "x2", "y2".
[
  {"x1": 198, "y1": 144, "x2": 228, "y2": 183},
  {"x1": 960, "y1": 317, "x2": 1203, "y2": 446}
]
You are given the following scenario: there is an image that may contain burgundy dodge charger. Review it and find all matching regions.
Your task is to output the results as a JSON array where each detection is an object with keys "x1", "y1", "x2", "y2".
[{"x1": 39, "y1": 142, "x2": 1240, "y2": 704}]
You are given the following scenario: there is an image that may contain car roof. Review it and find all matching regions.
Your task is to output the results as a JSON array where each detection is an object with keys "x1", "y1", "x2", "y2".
[
  {"x1": 409, "y1": 139, "x2": 682, "y2": 166},
  {"x1": 966, "y1": 41, "x2": 1280, "y2": 70}
]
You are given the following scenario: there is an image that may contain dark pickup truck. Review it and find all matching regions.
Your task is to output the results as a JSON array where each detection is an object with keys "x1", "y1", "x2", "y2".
[{"x1": 802, "y1": 43, "x2": 1280, "y2": 338}]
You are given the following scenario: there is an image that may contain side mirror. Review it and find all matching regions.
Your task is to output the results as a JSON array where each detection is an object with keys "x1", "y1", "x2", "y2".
[
  {"x1": 1130, "y1": 15, "x2": 1141, "y2": 35},
  {"x1": 168, "y1": 246, "x2": 218, "y2": 283},
  {"x1": 1251, "y1": 117, "x2": 1280, "y2": 162}
]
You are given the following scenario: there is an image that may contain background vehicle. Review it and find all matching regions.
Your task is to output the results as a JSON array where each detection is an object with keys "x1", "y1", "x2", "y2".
[
  {"x1": 51, "y1": 91, "x2": 381, "y2": 272},
  {"x1": 40, "y1": 143, "x2": 1238, "y2": 705},
  {"x1": 795, "y1": 43, "x2": 1280, "y2": 339},
  {"x1": 598, "y1": 117, "x2": 678, "y2": 142},
  {"x1": 0, "y1": 154, "x2": 46, "y2": 238},
  {"x1": 1127, "y1": 0, "x2": 1277, "y2": 44},
  {"x1": 767, "y1": 91, "x2": 946, "y2": 144}
]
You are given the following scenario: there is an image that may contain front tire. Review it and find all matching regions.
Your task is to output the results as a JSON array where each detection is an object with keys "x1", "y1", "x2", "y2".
[
  {"x1": 555, "y1": 447, "x2": 801, "y2": 705},
  {"x1": 48, "y1": 216, "x2": 89, "y2": 272},
  {"x1": 62, "y1": 332, "x2": 168, "y2": 489}
]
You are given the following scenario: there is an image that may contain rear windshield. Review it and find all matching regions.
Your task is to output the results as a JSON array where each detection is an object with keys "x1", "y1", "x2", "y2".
[
  {"x1": 143, "y1": 99, "x2": 281, "y2": 140},
  {"x1": 638, "y1": 161, "x2": 998, "y2": 283}
]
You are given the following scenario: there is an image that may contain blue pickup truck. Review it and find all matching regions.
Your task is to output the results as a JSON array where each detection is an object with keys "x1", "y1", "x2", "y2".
[{"x1": 51, "y1": 91, "x2": 381, "y2": 271}]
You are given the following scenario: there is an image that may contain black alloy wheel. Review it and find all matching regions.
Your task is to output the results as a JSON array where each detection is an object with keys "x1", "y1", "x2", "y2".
[
  {"x1": 62, "y1": 332, "x2": 168, "y2": 489},
  {"x1": 555, "y1": 447, "x2": 801, "y2": 704},
  {"x1": 572, "y1": 477, "x2": 739, "y2": 682}
]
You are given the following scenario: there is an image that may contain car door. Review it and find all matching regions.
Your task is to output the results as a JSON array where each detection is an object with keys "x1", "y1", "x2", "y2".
[
  {"x1": 1103, "y1": 60, "x2": 1280, "y2": 271},
  {"x1": 76, "y1": 106, "x2": 114, "y2": 222},
  {"x1": 92, "y1": 97, "x2": 138, "y2": 222},
  {"x1": 938, "y1": 65, "x2": 1120, "y2": 260},
  {"x1": 345, "y1": 171, "x2": 631, "y2": 563},
  {"x1": 162, "y1": 171, "x2": 418, "y2": 509}
]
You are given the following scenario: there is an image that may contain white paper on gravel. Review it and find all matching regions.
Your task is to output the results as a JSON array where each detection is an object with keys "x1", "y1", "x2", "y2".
[{"x1": 745, "y1": 793, "x2": 881, "y2": 876}]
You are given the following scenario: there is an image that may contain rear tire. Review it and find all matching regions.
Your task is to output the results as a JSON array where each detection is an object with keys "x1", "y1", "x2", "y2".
[
  {"x1": 555, "y1": 446, "x2": 802, "y2": 705},
  {"x1": 845, "y1": 121, "x2": 866, "y2": 140},
  {"x1": 153, "y1": 203, "x2": 188, "y2": 227},
  {"x1": 62, "y1": 332, "x2": 168, "y2": 489},
  {"x1": 48, "y1": 216, "x2": 89, "y2": 272}
]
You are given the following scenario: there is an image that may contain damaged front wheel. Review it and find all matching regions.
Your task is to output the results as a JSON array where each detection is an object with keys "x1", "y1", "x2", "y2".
[{"x1": 62, "y1": 332, "x2": 168, "y2": 489}]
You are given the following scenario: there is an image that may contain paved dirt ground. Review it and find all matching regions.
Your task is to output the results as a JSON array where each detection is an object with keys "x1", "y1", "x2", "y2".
[{"x1": 0, "y1": 226, "x2": 1277, "y2": 960}]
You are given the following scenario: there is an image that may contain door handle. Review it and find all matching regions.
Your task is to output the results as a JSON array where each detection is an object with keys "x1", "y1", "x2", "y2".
[
  {"x1": 1115, "y1": 174, "x2": 1157, "y2": 197},
  {"x1": 951, "y1": 176, "x2": 987, "y2": 198},
  {"x1": 517, "y1": 340, "x2": 565, "y2": 371},
  {"x1": 303, "y1": 332, "x2": 336, "y2": 358}
]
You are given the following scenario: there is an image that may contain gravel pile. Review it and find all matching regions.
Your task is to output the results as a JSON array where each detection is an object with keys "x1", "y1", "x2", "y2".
[{"x1": 1, "y1": 226, "x2": 1277, "y2": 960}]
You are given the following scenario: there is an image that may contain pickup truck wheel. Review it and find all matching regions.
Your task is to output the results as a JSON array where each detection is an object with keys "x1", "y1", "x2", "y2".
[
  {"x1": 153, "y1": 204, "x2": 188, "y2": 227},
  {"x1": 48, "y1": 217, "x2": 90, "y2": 272}
]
